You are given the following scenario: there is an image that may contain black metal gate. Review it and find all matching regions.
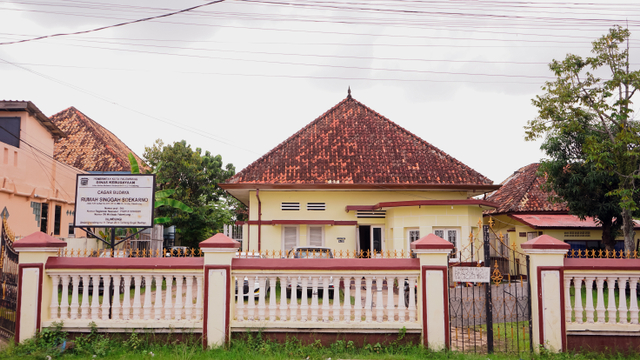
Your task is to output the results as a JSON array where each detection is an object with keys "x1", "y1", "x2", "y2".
[
  {"x1": 0, "y1": 216, "x2": 18, "y2": 339},
  {"x1": 448, "y1": 225, "x2": 532, "y2": 354}
]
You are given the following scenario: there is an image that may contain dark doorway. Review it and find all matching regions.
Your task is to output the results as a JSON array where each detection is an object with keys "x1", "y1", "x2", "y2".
[{"x1": 358, "y1": 225, "x2": 371, "y2": 255}]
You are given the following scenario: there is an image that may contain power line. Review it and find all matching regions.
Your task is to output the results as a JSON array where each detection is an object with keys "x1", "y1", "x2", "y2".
[{"x1": 0, "y1": 0, "x2": 227, "y2": 46}]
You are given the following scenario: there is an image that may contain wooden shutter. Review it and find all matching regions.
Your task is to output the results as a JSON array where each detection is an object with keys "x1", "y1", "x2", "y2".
[{"x1": 309, "y1": 226, "x2": 323, "y2": 246}]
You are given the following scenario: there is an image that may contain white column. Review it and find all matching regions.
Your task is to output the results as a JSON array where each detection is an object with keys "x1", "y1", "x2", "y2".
[
  {"x1": 185, "y1": 275, "x2": 194, "y2": 320},
  {"x1": 332, "y1": 276, "x2": 341, "y2": 322},
  {"x1": 80, "y1": 275, "x2": 89, "y2": 319},
  {"x1": 257, "y1": 276, "x2": 267, "y2": 321},
  {"x1": 236, "y1": 275, "x2": 245, "y2": 322},
  {"x1": 300, "y1": 276, "x2": 309, "y2": 322},
  {"x1": 585, "y1": 277, "x2": 595, "y2": 323},
  {"x1": 61, "y1": 275, "x2": 70, "y2": 320},
  {"x1": 595, "y1": 278, "x2": 606, "y2": 323},
  {"x1": 132, "y1": 275, "x2": 142, "y2": 320},
  {"x1": 322, "y1": 276, "x2": 330, "y2": 322},
  {"x1": 90, "y1": 275, "x2": 100, "y2": 320},
  {"x1": 123, "y1": 275, "x2": 132, "y2": 320},
  {"x1": 365, "y1": 276, "x2": 373, "y2": 322},
  {"x1": 153, "y1": 275, "x2": 163, "y2": 320},
  {"x1": 343, "y1": 276, "x2": 351, "y2": 323},
  {"x1": 375, "y1": 276, "x2": 384, "y2": 322},
  {"x1": 574, "y1": 277, "x2": 583, "y2": 324},
  {"x1": 268, "y1": 276, "x2": 277, "y2": 321},
  {"x1": 279, "y1": 276, "x2": 288, "y2": 321},
  {"x1": 101, "y1": 275, "x2": 111, "y2": 321},
  {"x1": 354, "y1": 276, "x2": 362, "y2": 322},
  {"x1": 70, "y1": 275, "x2": 80, "y2": 320},
  {"x1": 386, "y1": 276, "x2": 395, "y2": 323},
  {"x1": 606, "y1": 277, "x2": 616, "y2": 323},
  {"x1": 408, "y1": 276, "x2": 417, "y2": 322},
  {"x1": 564, "y1": 276, "x2": 573, "y2": 323},
  {"x1": 310, "y1": 276, "x2": 319, "y2": 322},
  {"x1": 290, "y1": 276, "x2": 299, "y2": 321},
  {"x1": 49, "y1": 275, "x2": 60, "y2": 320},
  {"x1": 630, "y1": 278, "x2": 639, "y2": 324},
  {"x1": 112, "y1": 275, "x2": 122, "y2": 320},
  {"x1": 618, "y1": 277, "x2": 629, "y2": 324},
  {"x1": 164, "y1": 275, "x2": 173, "y2": 320},
  {"x1": 195, "y1": 275, "x2": 203, "y2": 320},
  {"x1": 174, "y1": 275, "x2": 184, "y2": 320},
  {"x1": 247, "y1": 276, "x2": 256, "y2": 321},
  {"x1": 398, "y1": 276, "x2": 405, "y2": 323},
  {"x1": 143, "y1": 275, "x2": 153, "y2": 320}
]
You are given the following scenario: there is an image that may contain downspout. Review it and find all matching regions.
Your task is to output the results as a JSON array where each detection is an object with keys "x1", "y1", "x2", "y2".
[{"x1": 256, "y1": 188, "x2": 262, "y2": 252}]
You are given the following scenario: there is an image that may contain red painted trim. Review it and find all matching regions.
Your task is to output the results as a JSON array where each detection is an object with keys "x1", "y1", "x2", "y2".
[
  {"x1": 232, "y1": 258, "x2": 419, "y2": 270},
  {"x1": 564, "y1": 258, "x2": 640, "y2": 270},
  {"x1": 203, "y1": 265, "x2": 231, "y2": 349},
  {"x1": 221, "y1": 183, "x2": 501, "y2": 191},
  {"x1": 521, "y1": 235, "x2": 570, "y2": 250},
  {"x1": 536, "y1": 266, "x2": 566, "y2": 352},
  {"x1": 243, "y1": 220, "x2": 357, "y2": 226},
  {"x1": 16, "y1": 263, "x2": 44, "y2": 343},
  {"x1": 46, "y1": 257, "x2": 204, "y2": 269},
  {"x1": 420, "y1": 266, "x2": 449, "y2": 349},
  {"x1": 346, "y1": 199, "x2": 498, "y2": 212},
  {"x1": 507, "y1": 213, "x2": 640, "y2": 230}
]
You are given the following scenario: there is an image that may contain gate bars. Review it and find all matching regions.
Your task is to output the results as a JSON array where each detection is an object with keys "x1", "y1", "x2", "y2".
[
  {"x1": 448, "y1": 222, "x2": 533, "y2": 354},
  {"x1": 0, "y1": 216, "x2": 18, "y2": 339}
]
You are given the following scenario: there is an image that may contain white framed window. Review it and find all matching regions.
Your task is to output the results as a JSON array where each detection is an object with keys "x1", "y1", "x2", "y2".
[
  {"x1": 308, "y1": 226, "x2": 324, "y2": 246},
  {"x1": 407, "y1": 228, "x2": 420, "y2": 249},
  {"x1": 282, "y1": 226, "x2": 299, "y2": 252},
  {"x1": 434, "y1": 228, "x2": 459, "y2": 259}
]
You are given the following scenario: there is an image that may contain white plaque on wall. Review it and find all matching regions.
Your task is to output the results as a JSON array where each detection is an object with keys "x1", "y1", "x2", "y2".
[{"x1": 452, "y1": 267, "x2": 491, "y2": 283}]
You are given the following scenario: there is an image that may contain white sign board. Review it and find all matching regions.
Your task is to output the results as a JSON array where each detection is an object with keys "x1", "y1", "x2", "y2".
[
  {"x1": 452, "y1": 267, "x2": 491, "y2": 283},
  {"x1": 74, "y1": 174, "x2": 155, "y2": 228}
]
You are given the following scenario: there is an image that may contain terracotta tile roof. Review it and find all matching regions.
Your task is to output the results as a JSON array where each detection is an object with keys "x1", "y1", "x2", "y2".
[
  {"x1": 225, "y1": 95, "x2": 493, "y2": 186},
  {"x1": 485, "y1": 163, "x2": 568, "y2": 215},
  {"x1": 51, "y1": 107, "x2": 144, "y2": 172}
]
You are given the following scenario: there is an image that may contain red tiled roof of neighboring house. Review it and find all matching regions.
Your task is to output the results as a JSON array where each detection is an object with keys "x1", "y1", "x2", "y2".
[
  {"x1": 510, "y1": 214, "x2": 640, "y2": 230},
  {"x1": 485, "y1": 163, "x2": 568, "y2": 215},
  {"x1": 225, "y1": 95, "x2": 494, "y2": 187},
  {"x1": 51, "y1": 107, "x2": 144, "y2": 173}
]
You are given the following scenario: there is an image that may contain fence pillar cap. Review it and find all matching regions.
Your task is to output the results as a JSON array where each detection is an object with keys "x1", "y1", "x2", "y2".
[
  {"x1": 521, "y1": 234, "x2": 569, "y2": 251},
  {"x1": 411, "y1": 233, "x2": 454, "y2": 253},
  {"x1": 200, "y1": 233, "x2": 240, "y2": 251},
  {"x1": 13, "y1": 231, "x2": 67, "y2": 251}
]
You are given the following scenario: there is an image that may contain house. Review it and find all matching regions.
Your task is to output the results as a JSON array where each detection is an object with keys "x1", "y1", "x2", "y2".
[
  {"x1": 50, "y1": 107, "x2": 144, "y2": 174},
  {"x1": 220, "y1": 93, "x2": 500, "y2": 257},
  {"x1": 484, "y1": 163, "x2": 638, "y2": 255},
  {"x1": 0, "y1": 101, "x2": 85, "y2": 238}
]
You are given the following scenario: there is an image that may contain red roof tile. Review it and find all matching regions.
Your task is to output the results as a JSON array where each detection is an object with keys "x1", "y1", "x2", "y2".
[
  {"x1": 51, "y1": 107, "x2": 144, "y2": 172},
  {"x1": 225, "y1": 95, "x2": 493, "y2": 186},
  {"x1": 485, "y1": 163, "x2": 567, "y2": 215}
]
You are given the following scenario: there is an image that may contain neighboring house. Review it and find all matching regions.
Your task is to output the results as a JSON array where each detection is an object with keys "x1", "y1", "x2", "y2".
[
  {"x1": 220, "y1": 93, "x2": 500, "y2": 257},
  {"x1": 484, "y1": 163, "x2": 638, "y2": 256},
  {"x1": 50, "y1": 107, "x2": 144, "y2": 174},
  {"x1": 0, "y1": 101, "x2": 85, "y2": 238}
]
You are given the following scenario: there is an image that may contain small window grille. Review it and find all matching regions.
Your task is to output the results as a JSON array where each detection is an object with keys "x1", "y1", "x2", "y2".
[
  {"x1": 564, "y1": 231, "x2": 590, "y2": 238},
  {"x1": 306, "y1": 202, "x2": 326, "y2": 211},
  {"x1": 281, "y1": 202, "x2": 300, "y2": 211},
  {"x1": 356, "y1": 210, "x2": 386, "y2": 218}
]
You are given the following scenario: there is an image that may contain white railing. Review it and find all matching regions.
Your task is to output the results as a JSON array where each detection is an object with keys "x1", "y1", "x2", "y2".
[
  {"x1": 46, "y1": 270, "x2": 203, "y2": 331},
  {"x1": 564, "y1": 272, "x2": 640, "y2": 330},
  {"x1": 232, "y1": 272, "x2": 420, "y2": 329}
]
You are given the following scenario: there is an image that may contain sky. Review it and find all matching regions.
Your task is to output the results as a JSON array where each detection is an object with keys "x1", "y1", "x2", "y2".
[{"x1": 1, "y1": 0, "x2": 639, "y2": 184}]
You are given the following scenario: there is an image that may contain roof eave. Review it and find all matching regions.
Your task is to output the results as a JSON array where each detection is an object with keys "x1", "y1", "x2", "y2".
[{"x1": 0, "y1": 101, "x2": 66, "y2": 139}]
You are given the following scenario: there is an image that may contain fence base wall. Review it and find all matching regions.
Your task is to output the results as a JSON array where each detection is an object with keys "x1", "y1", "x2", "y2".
[
  {"x1": 567, "y1": 333, "x2": 640, "y2": 354},
  {"x1": 232, "y1": 329, "x2": 421, "y2": 346}
]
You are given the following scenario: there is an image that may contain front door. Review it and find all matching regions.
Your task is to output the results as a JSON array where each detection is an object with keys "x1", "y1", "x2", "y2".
[{"x1": 357, "y1": 225, "x2": 384, "y2": 257}]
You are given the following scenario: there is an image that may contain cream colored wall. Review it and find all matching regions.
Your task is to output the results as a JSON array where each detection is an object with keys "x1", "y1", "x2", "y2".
[
  {"x1": 0, "y1": 110, "x2": 85, "y2": 238},
  {"x1": 244, "y1": 189, "x2": 483, "y2": 255}
]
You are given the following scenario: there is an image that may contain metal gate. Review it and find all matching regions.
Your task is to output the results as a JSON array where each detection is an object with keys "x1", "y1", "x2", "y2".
[
  {"x1": 448, "y1": 225, "x2": 532, "y2": 354},
  {"x1": 0, "y1": 216, "x2": 18, "y2": 339}
]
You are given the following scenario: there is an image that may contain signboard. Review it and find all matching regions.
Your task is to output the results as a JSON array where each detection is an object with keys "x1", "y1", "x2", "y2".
[
  {"x1": 452, "y1": 267, "x2": 491, "y2": 283},
  {"x1": 74, "y1": 174, "x2": 155, "y2": 228}
]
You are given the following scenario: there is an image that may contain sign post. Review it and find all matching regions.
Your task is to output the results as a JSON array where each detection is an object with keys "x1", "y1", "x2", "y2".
[{"x1": 74, "y1": 174, "x2": 155, "y2": 252}]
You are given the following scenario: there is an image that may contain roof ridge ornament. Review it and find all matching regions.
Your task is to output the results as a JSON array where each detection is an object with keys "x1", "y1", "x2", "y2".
[{"x1": 347, "y1": 86, "x2": 351, "y2": 98}]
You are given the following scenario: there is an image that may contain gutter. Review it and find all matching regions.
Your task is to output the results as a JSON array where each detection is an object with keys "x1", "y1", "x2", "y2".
[{"x1": 256, "y1": 188, "x2": 262, "y2": 252}]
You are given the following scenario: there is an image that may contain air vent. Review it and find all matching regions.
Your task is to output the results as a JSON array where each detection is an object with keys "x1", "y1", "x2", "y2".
[
  {"x1": 356, "y1": 210, "x2": 386, "y2": 218},
  {"x1": 306, "y1": 202, "x2": 326, "y2": 211},
  {"x1": 564, "y1": 231, "x2": 590, "y2": 238},
  {"x1": 281, "y1": 202, "x2": 300, "y2": 211}
]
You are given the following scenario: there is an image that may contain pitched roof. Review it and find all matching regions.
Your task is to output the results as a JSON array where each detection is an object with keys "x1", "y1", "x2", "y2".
[
  {"x1": 0, "y1": 100, "x2": 66, "y2": 139},
  {"x1": 50, "y1": 107, "x2": 144, "y2": 173},
  {"x1": 225, "y1": 95, "x2": 494, "y2": 188},
  {"x1": 485, "y1": 163, "x2": 568, "y2": 215}
]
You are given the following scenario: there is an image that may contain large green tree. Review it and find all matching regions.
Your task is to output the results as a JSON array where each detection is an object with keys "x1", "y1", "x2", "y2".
[
  {"x1": 526, "y1": 26, "x2": 640, "y2": 251},
  {"x1": 143, "y1": 139, "x2": 237, "y2": 248}
]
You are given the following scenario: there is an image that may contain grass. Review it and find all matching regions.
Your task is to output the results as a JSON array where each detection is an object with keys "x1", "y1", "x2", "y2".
[{"x1": 2, "y1": 323, "x2": 639, "y2": 360}]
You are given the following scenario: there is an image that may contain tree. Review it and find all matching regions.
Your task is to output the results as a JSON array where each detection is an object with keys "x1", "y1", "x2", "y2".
[
  {"x1": 526, "y1": 26, "x2": 640, "y2": 251},
  {"x1": 537, "y1": 115, "x2": 624, "y2": 250},
  {"x1": 143, "y1": 139, "x2": 237, "y2": 248}
]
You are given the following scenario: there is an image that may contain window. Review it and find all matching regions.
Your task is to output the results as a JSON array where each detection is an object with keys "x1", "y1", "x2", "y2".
[
  {"x1": 308, "y1": 226, "x2": 324, "y2": 246},
  {"x1": 0, "y1": 117, "x2": 20, "y2": 148},
  {"x1": 54, "y1": 205, "x2": 61, "y2": 235},
  {"x1": 527, "y1": 231, "x2": 542, "y2": 241},
  {"x1": 434, "y1": 228, "x2": 459, "y2": 259},
  {"x1": 407, "y1": 228, "x2": 420, "y2": 248},
  {"x1": 565, "y1": 231, "x2": 591, "y2": 238},
  {"x1": 40, "y1": 203, "x2": 49, "y2": 233},
  {"x1": 68, "y1": 224, "x2": 75, "y2": 238},
  {"x1": 306, "y1": 202, "x2": 326, "y2": 211},
  {"x1": 281, "y1": 202, "x2": 300, "y2": 211},
  {"x1": 282, "y1": 226, "x2": 298, "y2": 252}
]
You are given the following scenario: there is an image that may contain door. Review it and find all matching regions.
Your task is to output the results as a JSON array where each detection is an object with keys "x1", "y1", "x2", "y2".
[{"x1": 357, "y1": 225, "x2": 384, "y2": 257}]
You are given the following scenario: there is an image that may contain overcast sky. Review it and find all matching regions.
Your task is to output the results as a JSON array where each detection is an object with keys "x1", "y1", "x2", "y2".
[{"x1": 1, "y1": 0, "x2": 639, "y2": 184}]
